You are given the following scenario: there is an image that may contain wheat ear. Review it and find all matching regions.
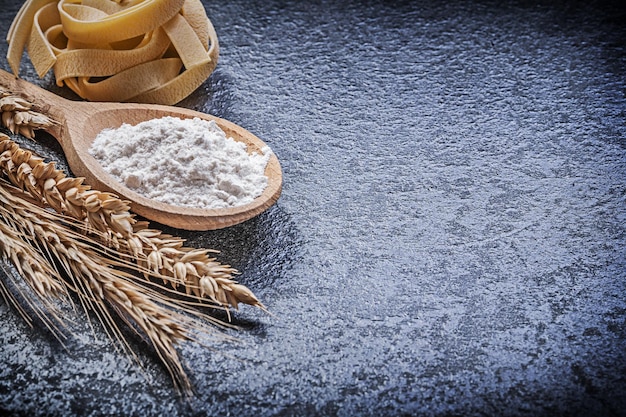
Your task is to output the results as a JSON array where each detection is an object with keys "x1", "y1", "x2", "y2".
[
  {"x1": 0, "y1": 89, "x2": 56, "y2": 138},
  {"x1": 0, "y1": 177, "x2": 232, "y2": 395},
  {"x1": 0, "y1": 210, "x2": 69, "y2": 344},
  {"x1": 0, "y1": 133, "x2": 264, "y2": 312}
]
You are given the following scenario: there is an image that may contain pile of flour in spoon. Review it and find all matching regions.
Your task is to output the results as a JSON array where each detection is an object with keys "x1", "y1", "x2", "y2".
[{"x1": 89, "y1": 116, "x2": 271, "y2": 209}]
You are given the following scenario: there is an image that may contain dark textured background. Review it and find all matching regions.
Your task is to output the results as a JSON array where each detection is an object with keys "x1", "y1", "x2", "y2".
[{"x1": 1, "y1": 0, "x2": 625, "y2": 416}]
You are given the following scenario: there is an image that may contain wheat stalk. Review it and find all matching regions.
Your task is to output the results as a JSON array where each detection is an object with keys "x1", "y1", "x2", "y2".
[
  {"x1": 0, "y1": 177, "x2": 234, "y2": 395},
  {"x1": 0, "y1": 213, "x2": 69, "y2": 345}
]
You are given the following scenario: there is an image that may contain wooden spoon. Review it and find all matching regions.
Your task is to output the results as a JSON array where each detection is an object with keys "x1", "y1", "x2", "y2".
[{"x1": 0, "y1": 69, "x2": 282, "y2": 230}]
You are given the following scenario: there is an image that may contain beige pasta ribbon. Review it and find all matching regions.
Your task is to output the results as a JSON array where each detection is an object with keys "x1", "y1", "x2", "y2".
[{"x1": 7, "y1": 0, "x2": 219, "y2": 105}]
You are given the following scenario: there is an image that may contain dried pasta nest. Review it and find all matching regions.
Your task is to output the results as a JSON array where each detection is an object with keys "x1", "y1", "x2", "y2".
[{"x1": 7, "y1": 0, "x2": 219, "y2": 105}]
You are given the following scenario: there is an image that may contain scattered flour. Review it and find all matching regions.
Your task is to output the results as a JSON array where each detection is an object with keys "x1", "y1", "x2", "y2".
[{"x1": 89, "y1": 116, "x2": 271, "y2": 209}]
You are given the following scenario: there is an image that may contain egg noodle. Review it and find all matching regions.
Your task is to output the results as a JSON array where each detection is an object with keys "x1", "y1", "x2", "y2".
[{"x1": 6, "y1": 0, "x2": 218, "y2": 104}]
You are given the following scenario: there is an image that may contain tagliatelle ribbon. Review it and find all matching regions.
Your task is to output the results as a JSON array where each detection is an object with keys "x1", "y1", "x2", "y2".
[
  {"x1": 6, "y1": 0, "x2": 219, "y2": 105},
  {"x1": 58, "y1": 0, "x2": 185, "y2": 44}
]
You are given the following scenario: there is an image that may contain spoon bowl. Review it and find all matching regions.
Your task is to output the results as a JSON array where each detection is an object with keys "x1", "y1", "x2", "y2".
[{"x1": 0, "y1": 69, "x2": 282, "y2": 230}]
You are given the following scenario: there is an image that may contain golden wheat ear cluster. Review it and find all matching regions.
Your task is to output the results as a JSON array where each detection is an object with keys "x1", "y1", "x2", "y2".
[
  {"x1": 0, "y1": 177, "x2": 211, "y2": 394},
  {"x1": 1, "y1": 89, "x2": 56, "y2": 138},
  {"x1": 0, "y1": 91, "x2": 266, "y2": 395}
]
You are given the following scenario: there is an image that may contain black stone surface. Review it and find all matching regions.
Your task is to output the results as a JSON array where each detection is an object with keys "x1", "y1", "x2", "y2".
[{"x1": 1, "y1": 1, "x2": 625, "y2": 416}]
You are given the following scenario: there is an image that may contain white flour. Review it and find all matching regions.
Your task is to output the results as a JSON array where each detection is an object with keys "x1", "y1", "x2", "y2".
[{"x1": 89, "y1": 116, "x2": 271, "y2": 209}]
